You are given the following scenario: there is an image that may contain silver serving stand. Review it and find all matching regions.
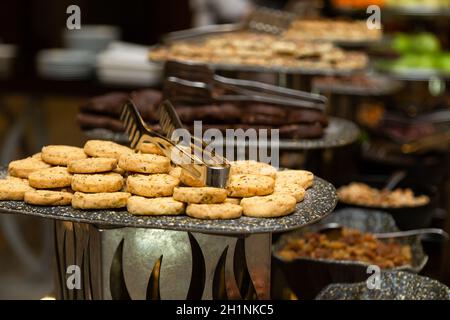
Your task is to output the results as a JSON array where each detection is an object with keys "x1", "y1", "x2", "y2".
[{"x1": 0, "y1": 170, "x2": 337, "y2": 300}]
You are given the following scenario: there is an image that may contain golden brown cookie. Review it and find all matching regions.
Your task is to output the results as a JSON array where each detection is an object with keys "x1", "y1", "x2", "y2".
[
  {"x1": 186, "y1": 203, "x2": 242, "y2": 219},
  {"x1": 41, "y1": 145, "x2": 87, "y2": 166},
  {"x1": 0, "y1": 178, "x2": 34, "y2": 200},
  {"x1": 71, "y1": 173, "x2": 124, "y2": 193},
  {"x1": 24, "y1": 190, "x2": 73, "y2": 206},
  {"x1": 169, "y1": 166, "x2": 182, "y2": 179},
  {"x1": 273, "y1": 182, "x2": 306, "y2": 202},
  {"x1": 224, "y1": 198, "x2": 241, "y2": 205},
  {"x1": 8, "y1": 157, "x2": 51, "y2": 178},
  {"x1": 276, "y1": 170, "x2": 314, "y2": 189},
  {"x1": 230, "y1": 160, "x2": 277, "y2": 179},
  {"x1": 118, "y1": 153, "x2": 170, "y2": 174},
  {"x1": 84, "y1": 140, "x2": 133, "y2": 160},
  {"x1": 72, "y1": 192, "x2": 130, "y2": 209},
  {"x1": 138, "y1": 142, "x2": 165, "y2": 155},
  {"x1": 179, "y1": 169, "x2": 205, "y2": 187},
  {"x1": 226, "y1": 174, "x2": 275, "y2": 197},
  {"x1": 68, "y1": 157, "x2": 117, "y2": 174},
  {"x1": 127, "y1": 174, "x2": 179, "y2": 197},
  {"x1": 240, "y1": 194, "x2": 297, "y2": 218},
  {"x1": 28, "y1": 167, "x2": 73, "y2": 189},
  {"x1": 127, "y1": 196, "x2": 185, "y2": 216},
  {"x1": 173, "y1": 187, "x2": 227, "y2": 204}
]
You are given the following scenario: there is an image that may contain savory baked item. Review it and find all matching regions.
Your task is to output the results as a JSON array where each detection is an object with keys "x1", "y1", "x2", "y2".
[
  {"x1": 41, "y1": 145, "x2": 87, "y2": 166},
  {"x1": 224, "y1": 198, "x2": 241, "y2": 205},
  {"x1": 24, "y1": 190, "x2": 73, "y2": 206},
  {"x1": 240, "y1": 194, "x2": 297, "y2": 218},
  {"x1": 8, "y1": 157, "x2": 51, "y2": 178},
  {"x1": 226, "y1": 174, "x2": 275, "y2": 197},
  {"x1": 68, "y1": 157, "x2": 117, "y2": 174},
  {"x1": 179, "y1": 169, "x2": 205, "y2": 187},
  {"x1": 273, "y1": 182, "x2": 306, "y2": 202},
  {"x1": 0, "y1": 178, "x2": 34, "y2": 200},
  {"x1": 138, "y1": 142, "x2": 165, "y2": 155},
  {"x1": 84, "y1": 140, "x2": 133, "y2": 160},
  {"x1": 127, "y1": 174, "x2": 179, "y2": 197},
  {"x1": 229, "y1": 160, "x2": 277, "y2": 179},
  {"x1": 71, "y1": 173, "x2": 124, "y2": 193},
  {"x1": 118, "y1": 153, "x2": 171, "y2": 174},
  {"x1": 186, "y1": 203, "x2": 242, "y2": 219},
  {"x1": 72, "y1": 192, "x2": 130, "y2": 209},
  {"x1": 276, "y1": 170, "x2": 314, "y2": 189},
  {"x1": 169, "y1": 166, "x2": 182, "y2": 179},
  {"x1": 28, "y1": 167, "x2": 73, "y2": 189},
  {"x1": 173, "y1": 187, "x2": 227, "y2": 204},
  {"x1": 127, "y1": 196, "x2": 185, "y2": 215}
]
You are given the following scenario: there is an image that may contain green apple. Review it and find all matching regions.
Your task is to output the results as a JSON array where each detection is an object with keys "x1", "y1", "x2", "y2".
[
  {"x1": 413, "y1": 33, "x2": 441, "y2": 54},
  {"x1": 436, "y1": 53, "x2": 450, "y2": 73},
  {"x1": 392, "y1": 33, "x2": 411, "y2": 54}
]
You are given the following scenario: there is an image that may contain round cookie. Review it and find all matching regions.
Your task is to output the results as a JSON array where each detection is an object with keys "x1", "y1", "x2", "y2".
[
  {"x1": 240, "y1": 194, "x2": 297, "y2": 218},
  {"x1": 169, "y1": 166, "x2": 182, "y2": 179},
  {"x1": 24, "y1": 190, "x2": 73, "y2": 206},
  {"x1": 230, "y1": 160, "x2": 277, "y2": 179},
  {"x1": 68, "y1": 157, "x2": 117, "y2": 174},
  {"x1": 186, "y1": 203, "x2": 242, "y2": 220},
  {"x1": 0, "y1": 178, "x2": 34, "y2": 200},
  {"x1": 127, "y1": 196, "x2": 185, "y2": 216},
  {"x1": 118, "y1": 153, "x2": 170, "y2": 174},
  {"x1": 139, "y1": 142, "x2": 165, "y2": 156},
  {"x1": 226, "y1": 174, "x2": 275, "y2": 197},
  {"x1": 72, "y1": 173, "x2": 124, "y2": 193},
  {"x1": 84, "y1": 140, "x2": 133, "y2": 160},
  {"x1": 8, "y1": 157, "x2": 51, "y2": 178},
  {"x1": 127, "y1": 174, "x2": 179, "y2": 197},
  {"x1": 72, "y1": 192, "x2": 130, "y2": 209},
  {"x1": 276, "y1": 170, "x2": 314, "y2": 189},
  {"x1": 41, "y1": 145, "x2": 87, "y2": 166},
  {"x1": 29, "y1": 167, "x2": 73, "y2": 189},
  {"x1": 180, "y1": 169, "x2": 205, "y2": 187},
  {"x1": 273, "y1": 182, "x2": 306, "y2": 202},
  {"x1": 173, "y1": 187, "x2": 227, "y2": 204}
]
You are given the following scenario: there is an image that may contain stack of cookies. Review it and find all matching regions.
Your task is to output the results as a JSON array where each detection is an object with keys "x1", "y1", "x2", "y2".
[{"x1": 0, "y1": 141, "x2": 315, "y2": 220}]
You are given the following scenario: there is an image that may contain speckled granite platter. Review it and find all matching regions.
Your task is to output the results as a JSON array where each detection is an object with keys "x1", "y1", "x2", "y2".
[
  {"x1": 0, "y1": 170, "x2": 337, "y2": 235},
  {"x1": 316, "y1": 271, "x2": 450, "y2": 300},
  {"x1": 85, "y1": 118, "x2": 360, "y2": 151}
]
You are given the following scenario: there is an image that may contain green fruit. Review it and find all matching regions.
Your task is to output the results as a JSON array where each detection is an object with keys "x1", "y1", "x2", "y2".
[
  {"x1": 413, "y1": 33, "x2": 441, "y2": 54},
  {"x1": 392, "y1": 33, "x2": 411, "y2": 54},
  {"x1": 436, "y1": 53, "x2": 450, "y2": 73}
]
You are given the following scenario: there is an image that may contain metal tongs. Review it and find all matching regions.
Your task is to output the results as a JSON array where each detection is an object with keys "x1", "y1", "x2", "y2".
[
  {"x1": 120, "y1": 99, "x2": 230, "y2": 188},
  {"x1": 163, "y1": 61, "x2": 327, "y2": 110}
]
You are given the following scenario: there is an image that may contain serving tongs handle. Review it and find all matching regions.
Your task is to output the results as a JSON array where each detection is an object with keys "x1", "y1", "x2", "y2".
[{"x1": 161, "y1": 23, "x2": 244, "y2": 43}]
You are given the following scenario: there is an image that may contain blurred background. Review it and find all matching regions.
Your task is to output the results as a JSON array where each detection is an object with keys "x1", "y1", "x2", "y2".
[{"x1": 0, "y1": 0, "x2": 450, "y2": 299}]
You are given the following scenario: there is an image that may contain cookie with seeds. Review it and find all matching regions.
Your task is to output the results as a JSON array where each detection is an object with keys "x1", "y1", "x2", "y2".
[
  {"x1": 24, "y1": 190, "x2": 73, "y2": 206},
  {"x1": 118, "y1": 153, "x2": 170, "y2": 174},
  {"x1": 28, "y1": 167, "x2": 73, "y2": 189},
  {"x1": 0, "y1": 178, "x2": 34, "y2": 200},
  {"x1": 173, "y1": 187, "x2": 227, "y2": 204},
  {"x1": 84, "y1": 140, "x2": 133, "y2": 160},
  {"x1": 179, "y1": 169, "x2": 205, "y2": 187},
  {"x1": 8, "y1": 157, "x2": 51, "y2": 178},
  {"x1": 169, "y1": 166, "x2": 182, "y2": 179},
  {"x1": 227, "y1": 174, "x2": 274, "y2": 197},
  {"x1": 41, "y1": 145, "x2": 87, "y2": 166},
  {"x1": 138, "y1": 142, "x2": 165, "y2": 156},
  {"x1": 72, "y1": 192, "x2": 130, "y2": 209},
  {"x1": 72, "y1": 173, "x2": 124, "y2": 193},
  {"x1": 276, "y1": 170, "x2": 314, "y2": 189},
  {"x1": 127, "y1": 196, "x2": 185, "y2": 216},
  {"x1": 127, "y1": 174, "x2": 179, "y2": 197},
  {"x1": 273, "y1": 182, "x2": 306, "y2": 202},
  {"x1": 230, "y1": 160, "x2": 277, "y2": 179},
  {"x1": 240, "y1": 194, "x2": 297, "y2": 218},
  {"x1": 68, "y1": 157, "x2": 117, "y2": 174},
  {"x1": 224, "y1": 197, "x2": 241, "y2": 205},
  {"x1": 186, "y1": 203, "x2": 242, "y2": 219}
]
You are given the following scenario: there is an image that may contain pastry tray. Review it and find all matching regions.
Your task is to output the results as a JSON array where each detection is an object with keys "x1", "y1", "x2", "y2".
[
  {"x1": 84, "y1": 118, "x2": 360, "y2": 151},
  {"x1": 0, "y1": 171, "x2": 337, "y2": 235}
]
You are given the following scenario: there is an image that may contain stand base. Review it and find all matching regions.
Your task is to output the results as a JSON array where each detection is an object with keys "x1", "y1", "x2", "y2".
[{"x1": 54, "y1": 221, "x2": 271, "y2": 300}]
